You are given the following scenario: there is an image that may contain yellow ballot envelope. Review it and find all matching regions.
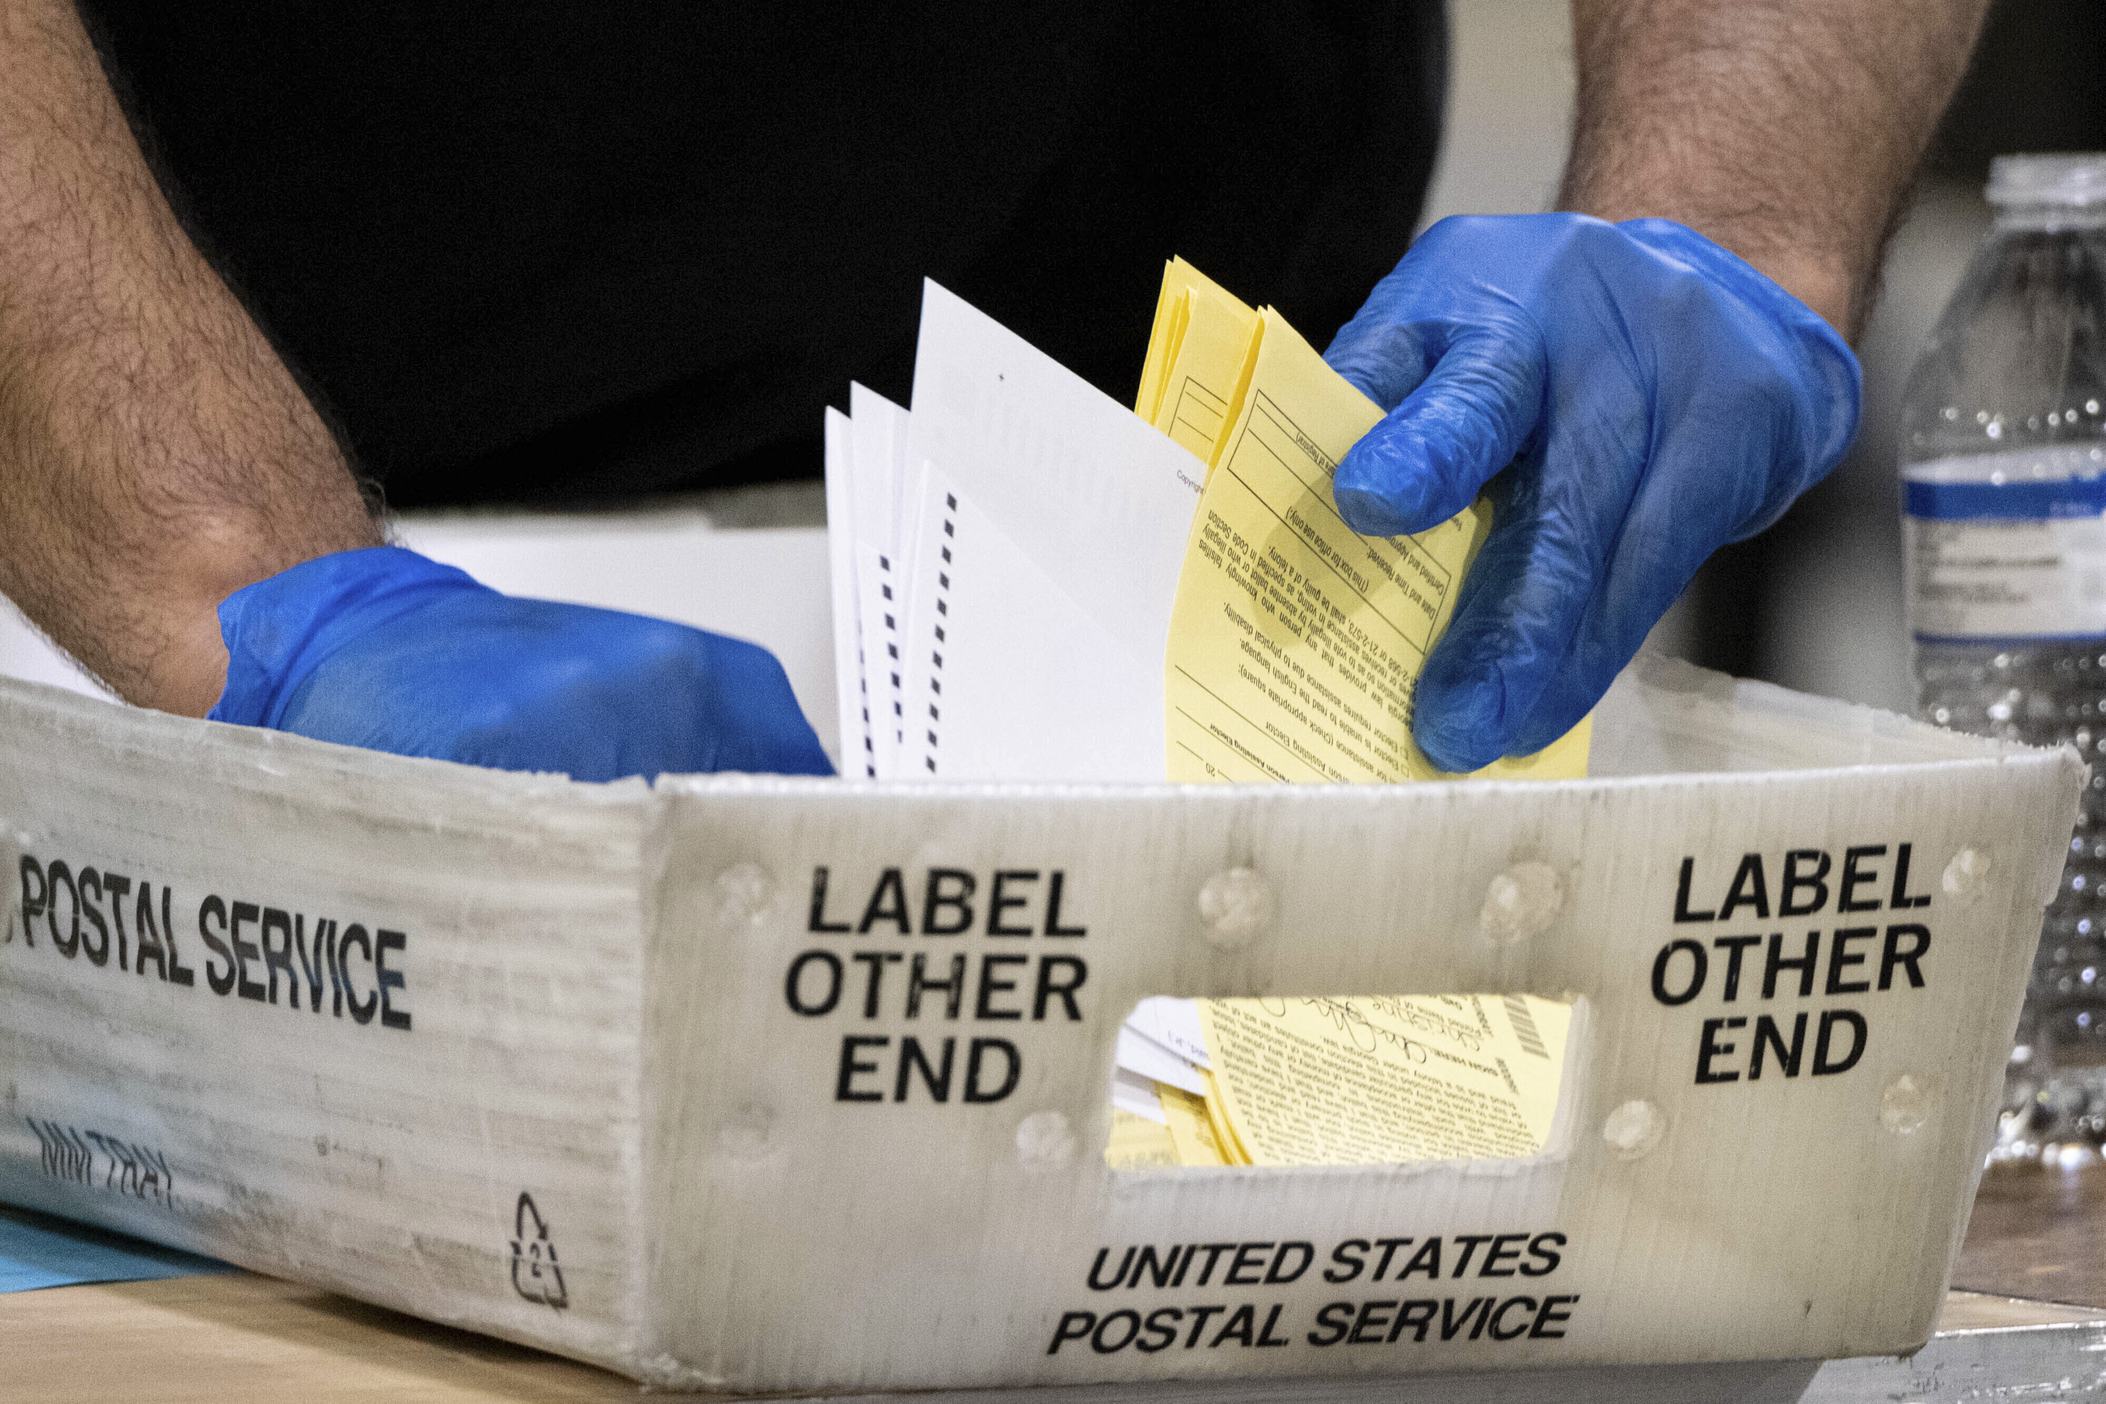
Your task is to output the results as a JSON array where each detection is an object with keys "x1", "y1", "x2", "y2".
[
  {"x1": 1139, "y1": 260, "x2": 1591, "y2": 784},
  {"x1": 1104, "y1": 992, "x2": 1572, "y2": 1171},
  {"x1": 1136, "y1": 257, "x2": 1262, "y2": 465}
]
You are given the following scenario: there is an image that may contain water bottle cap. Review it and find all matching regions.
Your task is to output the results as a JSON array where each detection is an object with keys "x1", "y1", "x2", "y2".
[{"x1": 1986, "y1": 154, "x2": 2106, "y2": 209}]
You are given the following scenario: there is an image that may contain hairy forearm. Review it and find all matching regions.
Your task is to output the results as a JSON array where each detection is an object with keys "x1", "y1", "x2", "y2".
[
  {"x1": 0, "y1": 0, "x2": 380, "y2": 715},
  {"x1": 1559, "y1": 0, "x2": 1991, "y2": 338}
]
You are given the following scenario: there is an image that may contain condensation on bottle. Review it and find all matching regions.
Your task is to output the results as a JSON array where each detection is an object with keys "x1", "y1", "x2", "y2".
[{"x1": 1902, "y1": 154, "x2": 2106, "y2": 1162}]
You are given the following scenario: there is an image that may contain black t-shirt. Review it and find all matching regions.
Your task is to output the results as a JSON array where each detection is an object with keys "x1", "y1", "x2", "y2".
[{"x1": 80, "y1": 3, "x2": 1445, "y2": 509}]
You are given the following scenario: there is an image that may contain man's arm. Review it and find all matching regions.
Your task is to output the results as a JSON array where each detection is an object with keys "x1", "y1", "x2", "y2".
[
  {"x1": 0, "y1": 0, "x2": 826, "y2": 782},
  {"x1": 1324, "y1": 0, "x2": 1992, "y2": 770},
  {"x1": 1559, "y1": 0, "x2": 1992, "y2": 340},
  {"x1": 0, "y1": 0, "x2": 380, "y2": 716}
]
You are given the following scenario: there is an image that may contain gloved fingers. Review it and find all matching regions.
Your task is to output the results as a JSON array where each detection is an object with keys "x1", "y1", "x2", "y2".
[
  {"x1": 1499, "y1": 427, "x2": 1784, "y2": 757},
  {"x1": 1366, "y1": 214, "x2": 1866, "y2": 769},
  {"x1": 680, "y1": 628, "x2": 837, "y2": 777},
  {"x1": 1487, "y1": 312, "x2": 1858, "y2": 754},
  {"x1": 1408, "y1": 469, "x2": 1610, "y2": 774},
  {"x1": 213, "y1": 547, "x2": 487, "y2": 728},
  {"x1": 257, "y1": 571, "x2": 834, "y2": 782},
  {"x1": 1332, "y1": 326, "x2": 1547, "y2": 540},
  {"x1": 1321, "y1": 213, "x2": 1545, "y2": 411},
  {"x1": 1497, "y1": 529, "x2": 1702, "y2": 762},
  {"x1": 1323, "y1": 313, "x2": 1437, "y2": 411},
  {"x1": 399, "y1": 599, "x2": 833, "y2": 782}
]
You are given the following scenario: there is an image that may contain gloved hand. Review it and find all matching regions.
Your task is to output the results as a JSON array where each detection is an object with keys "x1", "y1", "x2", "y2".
[
  {"x1": 1323, "y1": 214, "x2": 1860, "y2": 772},
  {"x1": 209, "y1": 546, "x2": 833, "y2": 782}
]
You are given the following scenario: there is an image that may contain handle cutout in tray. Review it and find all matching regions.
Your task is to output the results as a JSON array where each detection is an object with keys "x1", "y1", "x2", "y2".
[{"x1": 1107, "y1": 994, "x2": 1578, "y2": 1170}]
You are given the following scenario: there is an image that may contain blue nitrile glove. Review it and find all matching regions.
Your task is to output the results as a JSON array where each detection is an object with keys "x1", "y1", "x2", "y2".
[
  {"x1": 1323, "y1": 214, "x2": 1860, "y2": 772},
  {"x1": 209, "y1": 546, "x2": 833, "y2": 782}
]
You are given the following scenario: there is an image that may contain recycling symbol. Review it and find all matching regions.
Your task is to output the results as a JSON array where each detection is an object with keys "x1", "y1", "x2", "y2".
[{"x1": 510, "y1": 1192, "x2": 568, "y2": 1310}]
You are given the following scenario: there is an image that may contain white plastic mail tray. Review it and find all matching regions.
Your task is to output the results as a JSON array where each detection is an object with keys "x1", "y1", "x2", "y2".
[{"x1": 0, "y1": 654, "x2": 2083, "y2": 1394}]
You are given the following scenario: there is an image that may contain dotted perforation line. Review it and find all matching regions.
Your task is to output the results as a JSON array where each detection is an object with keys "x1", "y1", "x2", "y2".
[
  {"x1": 879, "y1": 552, "x2": 905, "y2": 756},
  {"x1": 925, "y1": 493, "x2": 956, "y2": 773},
  {"x1": 857, "y1": 636, "x2": 875, "y2": 777}
]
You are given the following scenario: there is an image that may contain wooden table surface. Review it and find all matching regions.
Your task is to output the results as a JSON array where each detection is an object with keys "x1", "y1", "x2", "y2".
[
  {"x1": 1950, "y1": 1156, "x2": 2106, "y2": 1308},
  {"x1": 4, "y1": 1161, "x2": 2101, "y2": 1404}
]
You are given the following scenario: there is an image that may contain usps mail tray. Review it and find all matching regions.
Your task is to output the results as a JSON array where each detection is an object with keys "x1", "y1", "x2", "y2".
[{"x1": 0, "y1": 656, "x2": 2082, "y2": 1392}]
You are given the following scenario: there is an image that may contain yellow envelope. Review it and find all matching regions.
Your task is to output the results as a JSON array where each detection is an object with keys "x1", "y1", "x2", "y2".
[
  {"x1": 1157, "y1": 1083, "x2": 1232, "y2": 1167},
  {"x1": 1155, "y1": 282, "x2": 1590, "y2": 783},
  {"x1": 1103, "y1": 1107, "x2": 1182, "y2": 1170},
  {"x1": 1136, "y1": 257, "x2": 1262, "y2": 467},
  {"x1": 1193, "y1": 995, "x2": 1572, "y2": 1168}
]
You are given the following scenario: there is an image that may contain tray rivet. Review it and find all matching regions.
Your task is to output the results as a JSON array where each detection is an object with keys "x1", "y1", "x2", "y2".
[
  {"x1": 1481, "y1": 862, "x2": 1564, "y2": 944},
  {"x1": 1880, "y1": 1074, "x2": 1932, "y2": 1135},
  {"x1": 1602, "y1": 1099, "x2": 1666, "y2": 1160},
  {"x1": 714, "y1": 862, "x2": 776, "y2": 927},
  {"x1": 718, "y1": 1103, "x2": 776, "y2": 1161},
  {"x1": 1942, "y1": 848, "x2": 1991, "y2": 904},
  {"x1": 1016, "y1": 1110, "x2": 1075, "y2": 1170},
  {"x1": 1197, "y1": 867, "x2": 1274, "y2": 950}
]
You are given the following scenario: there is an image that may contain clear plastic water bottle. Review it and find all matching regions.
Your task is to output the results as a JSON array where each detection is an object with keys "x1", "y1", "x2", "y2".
[{"x1": 1902, "y1": 154, "x2": 2106, "y2": 1163}]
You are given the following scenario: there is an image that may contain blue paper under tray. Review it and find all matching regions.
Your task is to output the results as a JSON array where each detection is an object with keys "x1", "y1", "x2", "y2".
[{"x1": 0, "y1": 1202, "x2": 231, "y2": 1293}]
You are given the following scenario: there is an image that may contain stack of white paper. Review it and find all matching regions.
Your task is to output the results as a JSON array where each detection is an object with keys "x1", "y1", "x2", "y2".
[
  {"x1": 1111, "y1": 996, "x2": 1211, "y2": 1122},
  {"x1": 824, "y1": 282, "x2": 1203, "y2": 782}
]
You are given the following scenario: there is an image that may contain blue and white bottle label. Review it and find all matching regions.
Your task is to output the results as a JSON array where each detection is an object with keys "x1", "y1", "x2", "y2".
[{"x1": 1905, "y1": 446, "x2": 2106, "y2": 641}]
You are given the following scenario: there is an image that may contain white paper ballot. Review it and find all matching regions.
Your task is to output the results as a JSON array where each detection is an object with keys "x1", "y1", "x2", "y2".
[
  {"x1": 848, "y1": 384, "x2": 913, "y2": 778},
  {"x1": 1116, "y1": 1025, "x2": 1206, "y2": 1096},
  {"x1": 895, "y1": 281, "x2": 1202, "y2": 781},
  {"x1": 821, "y1": 408, "x2": 869, "y2": 775},
  {"x1": 823, "y1": 286, "x2": 1205, "y2": 783},
  {"x1": 893, "y1": 462, "x2": 1173, "y2": 780},
  {"x1": 1124, "y1": 995, "x2": 1210, "y2": 1069},
  {"x1": 1112, "y1": 1069, "x2": 1169, "y2": 1124}
]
